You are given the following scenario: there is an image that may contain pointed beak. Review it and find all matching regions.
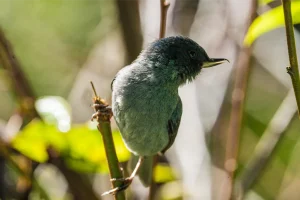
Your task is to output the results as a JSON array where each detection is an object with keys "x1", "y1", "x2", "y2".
[{"x1": 202, "y1": 58, "x2": 229, "y2": 68}]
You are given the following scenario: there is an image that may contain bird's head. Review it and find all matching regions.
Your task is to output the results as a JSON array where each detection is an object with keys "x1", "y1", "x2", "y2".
[{"x1": 141, "y1": 36, "x2": 228, "y2": 85}]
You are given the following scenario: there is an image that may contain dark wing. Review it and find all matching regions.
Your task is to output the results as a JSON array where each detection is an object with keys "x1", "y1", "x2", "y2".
[{"x1": 161, "y1": 98, "x2": 182, "y2": 154}]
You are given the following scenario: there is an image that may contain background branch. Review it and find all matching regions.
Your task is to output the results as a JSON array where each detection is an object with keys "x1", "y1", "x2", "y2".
[
  {"x1": 148, "y1": 1, "x2": 170, "y2": 200},
  {"x1": 115, "y1": 0, "x2": 143, "y2": 65},
  {"x1": 235, "y1": 89, "x2": 297, "y2": 199},
  {"x1": 282, "y1": 0, "x2": 300, "y2": 116},
  {"x1": 222, "y1": 1, "x2": 257, "y2": 199},
  {"x1": 159, "y1": 0, "x2": 170, "y2": 39}
]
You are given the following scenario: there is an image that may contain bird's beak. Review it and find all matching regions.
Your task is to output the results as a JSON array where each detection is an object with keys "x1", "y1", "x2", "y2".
[{"x1": 202, "y1": 58, "x2": 229, "y2": 68}]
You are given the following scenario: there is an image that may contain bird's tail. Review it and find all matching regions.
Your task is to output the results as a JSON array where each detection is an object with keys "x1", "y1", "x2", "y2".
[{"x1": 128, "y1": 155, "x2": 153, "y2": 187}]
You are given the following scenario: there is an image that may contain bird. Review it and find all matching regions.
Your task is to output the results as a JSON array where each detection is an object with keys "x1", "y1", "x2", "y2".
[{"x1": 109, "y1": 36, "x2": 228, "y2": 194}]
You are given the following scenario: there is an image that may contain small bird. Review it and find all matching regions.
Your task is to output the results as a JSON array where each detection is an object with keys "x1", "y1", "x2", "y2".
[{"x1": 110, "y1": 36, "x2": 228, "y2": 193}]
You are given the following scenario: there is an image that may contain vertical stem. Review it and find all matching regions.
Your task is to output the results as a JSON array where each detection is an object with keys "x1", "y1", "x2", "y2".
[
  {"x1": 222, "y1": 0, "x2": 257, "y2": 199},
  {"x1": 224, "y1": 47, "x2": 253, "y2": 199},
  {"x1": 282, "y1": 0, "x2": 300, "y2": 116},
  {"x1": 115, "y1": 0, "x2": 143, "y2": 65},
  {"x1": 148, "y1": 1, "x2": 170, "y2": 199},
  {"x1": 159, "y1": 0, "x2": 170, "y2": 39},
  {"x1": 91, "y1": 85, "x2": 125, "y2": 200},
  {"x1": 98, "y1": 121, "x2": 126, "y2": 199}
]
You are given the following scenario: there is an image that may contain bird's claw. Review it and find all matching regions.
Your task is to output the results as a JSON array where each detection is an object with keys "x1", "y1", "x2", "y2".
[{"x1": 101, "y1": 177, "x2": 133, "y2": 196}]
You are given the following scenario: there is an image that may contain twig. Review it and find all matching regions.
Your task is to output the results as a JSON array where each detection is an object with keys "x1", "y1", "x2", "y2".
[
  {"x1": 235, "y1": 89, "x2": 297, "y2": 199},
  {"x1": 223, "y1": 1, "x2": 257, "y2": 199},
  {"x1": 0, "y1": 28, "x2": 39, "y2": 120},
  {"x1": 91, "y1": 82, "x2": 125, "y2": 200},
  {"x1": 159, "y1": 0, "x2": 170, "y2": 39},
  {"x1": 147, "y1": 1, "x2": 170, "y2": 200},
  {"x1": 115, "y1": 0, "x2": 143, "y2": 64},
  {"x1": 0, "y1": 27, "x2": 41, "y2": 199},
  {"x1": 223, "y1": 47, "x2": 253, "y2": 200},
  {"x1": 282, "y1": 0, "x2": 300, "y2": 117}
]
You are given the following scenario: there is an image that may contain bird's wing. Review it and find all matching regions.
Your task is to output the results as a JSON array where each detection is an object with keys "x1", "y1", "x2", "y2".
[
  {"x1": 111, "y1": 76, "x2": 116, "y2": 91},
  {"x1": 161, "y1": 98, "x2": 182, "y2": 154}
]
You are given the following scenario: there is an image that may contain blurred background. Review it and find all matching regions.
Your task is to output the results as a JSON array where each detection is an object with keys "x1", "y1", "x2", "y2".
[{"x1": 0, "y1": 0, "x2": 300, "y2": 199}]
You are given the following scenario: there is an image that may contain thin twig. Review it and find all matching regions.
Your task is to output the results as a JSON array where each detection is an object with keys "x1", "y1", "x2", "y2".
[
  {"x1": 148, "y1": 1, "x2": 170, "y2": 200},
  {"x1": 235, "y1": 89, "x2": 297, "y2": 199},
  {"x1": 223, "y1": 1, "x2": 257, "y2": 199},
  {"x1": 0, "y1": 28, "x2": 40, "y2": 120},
  {"x1": 282, "y1": 0, "x2": 300, "y2": 117},
  {"x1": 159, "y1": 0, "x2": 170, "y2": 39},
  {"x1": 223, "y1": 47, "x2": 253, "y2": 200},
  {"x1": 91, "y1": 82, "x2": 125, "y2": 200}
]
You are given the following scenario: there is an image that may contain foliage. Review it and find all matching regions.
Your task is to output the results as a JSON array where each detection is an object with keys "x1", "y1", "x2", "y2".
[
  {"x1": 12, "y1": 96, "x2": 131, "y2": 173},
  {"x1": 244, "y1": 1, "x2": 300, "y2": 46}
]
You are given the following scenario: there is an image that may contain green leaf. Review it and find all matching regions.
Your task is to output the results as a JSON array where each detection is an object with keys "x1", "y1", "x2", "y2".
[
  {"x1": 244, "y1": 1, "x2": 300, "y2": 46},
  {"x1": 12, "y1": 120, "x2": 65, "y2": 162},
  {"x1": 153, "y1": 164, "x2": 177, "y2": 183},
  {"x1": 258, "y1": 0, "x2": 274, "y2": 6},
  {"x1": 65, "y1": 124, "x2": 130, "y2": 173},
  {"x1": 12, "y1": 120, "x2": 131, "y2": 173}
]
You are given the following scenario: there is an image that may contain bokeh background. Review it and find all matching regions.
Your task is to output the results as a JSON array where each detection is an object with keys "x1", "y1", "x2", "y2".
[{"x1": 1, "y1": 0, "x2": 300, "y2": 199}]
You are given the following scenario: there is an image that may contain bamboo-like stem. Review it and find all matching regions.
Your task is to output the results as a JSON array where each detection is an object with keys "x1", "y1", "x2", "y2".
[
  {"x1": 91, "y1": 82, "x2": 125, "y2": 200},
  {"x1": 282, "y1": 0, "x2": 300, "y2": 117}
]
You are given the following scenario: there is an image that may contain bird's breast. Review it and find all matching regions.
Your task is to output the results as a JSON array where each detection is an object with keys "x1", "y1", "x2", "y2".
[{"x1": 112, "y1": 74, "x2": 178, "y2": 156}]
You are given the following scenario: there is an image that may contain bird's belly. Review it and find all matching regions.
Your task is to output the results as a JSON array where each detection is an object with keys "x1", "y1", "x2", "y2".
[
  {"x1": 120, "y1": 113, "x2": 169, "y2": 156},
  {"x1": 113, "y1": 93, "x2": 177, "y2": 156}
]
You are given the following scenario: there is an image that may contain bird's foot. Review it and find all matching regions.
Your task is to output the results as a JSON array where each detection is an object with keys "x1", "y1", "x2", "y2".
[
  {"x1": 101, "y1": 177, "x2": 133, "y2": 196},
  {"x1": 91, "y1": 102, "x2": 113, "y2": 121}
]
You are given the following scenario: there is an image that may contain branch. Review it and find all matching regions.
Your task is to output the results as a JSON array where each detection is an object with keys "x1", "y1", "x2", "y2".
[
  {"x1": 91, "y1": 82, "x2": 125, "y2": 200},
  {"x1": 282, "y1": 0, "x2": 300, "y2": 117},
  {"x1": 0, "y1": 27, "x2": 41, "y2": 199},
  {"x1": 235, "y1": 89, "x2": 297, "y2": 199},
  {"x1": 115, "y1": 0, "x2": 143, "y2": 65},
  {"x1": 0, "y1": 28, "x2": 39, "y2": 120},
  {"x1": 159, "y1": 0, "x2": 170, "y2": 39},
  {"x1": 222, "y1": 0, "x2": 257, "y2": 199},
  {"x1": 148, "y1": 1, "x2": 170, "y2": 200}
]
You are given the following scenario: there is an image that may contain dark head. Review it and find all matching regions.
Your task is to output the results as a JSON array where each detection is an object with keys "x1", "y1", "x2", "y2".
[{"x1": 139, "y1": 36, "x2": 228, "y2": 85}]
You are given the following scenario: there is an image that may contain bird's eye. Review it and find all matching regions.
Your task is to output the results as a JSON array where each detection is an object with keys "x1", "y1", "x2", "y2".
[{"x1": 189, "y1": 50, "x2": 196, "y2": 58}]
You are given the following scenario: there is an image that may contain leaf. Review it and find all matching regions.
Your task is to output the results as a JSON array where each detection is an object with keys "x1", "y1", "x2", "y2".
[
  {"x1": 12, "y1": 120, "x2": 65, "y2": 162},
  {"x1": 65, "y1": 124, "x2": 130, "y2": 172},
  {"x1": 258, "y1": 0, "x2": 274, "y2": 6},
  {"x1": 244, "y1": 1, "x2": 300, "y2": 46},
  {"x1": 12, "y1": 120, "x2": 131, "y2": 173},
  {"x1": 153, "y1": 164, "x2": 177, "y2": 183}
]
